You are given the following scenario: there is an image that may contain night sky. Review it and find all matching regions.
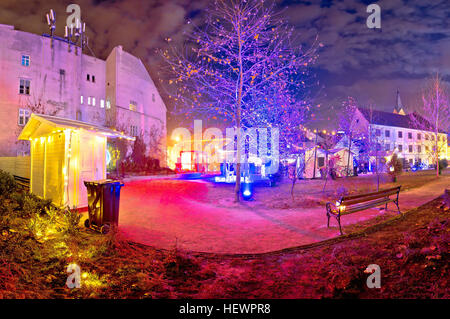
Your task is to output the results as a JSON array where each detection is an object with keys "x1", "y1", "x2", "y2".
[{"x1": 0, "y1": 0, "x2": 448, "y2": 132}]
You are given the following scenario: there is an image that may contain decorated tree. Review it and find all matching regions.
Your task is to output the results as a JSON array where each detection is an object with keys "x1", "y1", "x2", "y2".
[
  {"x1": 387, "y1": 153, "x2": 402, "y2": 183},
  {"x1": 161, "y1": 0, "x2": 318, "y2": 201},
  {"x1": 410, "y1": 74, "x2": 449, "y2": 178}
]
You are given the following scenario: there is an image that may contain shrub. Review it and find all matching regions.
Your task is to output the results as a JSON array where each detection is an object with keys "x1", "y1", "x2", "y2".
[
  {"x1": 10, "y1": 192, "x2": 52, "y2": 218},
  {"x1": 0, "y1": 170, "x2": 17, "y2": 196},
  {"x1": 388, "y1": 153, "x2": 403, "y2": 182},
  {"x1": 62, "y1": 207, "x2": 82, "y2": 235}
]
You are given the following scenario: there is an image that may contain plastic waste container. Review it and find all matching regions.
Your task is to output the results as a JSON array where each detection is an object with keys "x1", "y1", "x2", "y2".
[{"x1": 84, "y1": 179, "x2": 124, "y2": 234}]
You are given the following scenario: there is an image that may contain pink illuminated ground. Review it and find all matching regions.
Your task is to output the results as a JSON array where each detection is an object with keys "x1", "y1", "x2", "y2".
[{"x1": 115, "y1": 174, "x2": 449, "y2": 254}]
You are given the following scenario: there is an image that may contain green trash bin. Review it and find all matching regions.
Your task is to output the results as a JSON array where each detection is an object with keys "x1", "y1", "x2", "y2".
[{"x1": 84, "y1": 179, "x2": 124, "y2": 234}]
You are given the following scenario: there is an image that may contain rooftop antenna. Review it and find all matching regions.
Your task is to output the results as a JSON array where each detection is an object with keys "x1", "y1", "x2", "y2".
[
  {"x1": 46, "y1": 9, "x2": 56, "y2": 47},
  {"x1": 64, "y1": 24, "x2": 73, "y2": 53}
]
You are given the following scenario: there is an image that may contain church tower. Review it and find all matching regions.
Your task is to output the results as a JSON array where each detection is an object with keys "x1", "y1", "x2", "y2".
[{"x1": 393, "y1": 89, "x2": 406, "y2": 115}]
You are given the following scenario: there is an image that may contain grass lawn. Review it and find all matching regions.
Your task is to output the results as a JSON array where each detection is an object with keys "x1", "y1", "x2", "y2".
[
  {"x1": 206, "y1": 169, "x2": 450, "y2": 210},
  {"x1": 0, "y1": 182, "x2": 448, "y2": 298}
]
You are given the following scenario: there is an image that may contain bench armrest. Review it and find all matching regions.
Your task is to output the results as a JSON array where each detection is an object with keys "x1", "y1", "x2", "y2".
[{"x1": 326, "y1": 202, "x2": 338, "y2": 215}]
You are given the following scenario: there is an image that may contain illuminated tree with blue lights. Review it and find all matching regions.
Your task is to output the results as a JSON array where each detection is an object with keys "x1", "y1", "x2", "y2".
[{"x1": 161, "y1": 0, "x2": 318, "y2": 201}]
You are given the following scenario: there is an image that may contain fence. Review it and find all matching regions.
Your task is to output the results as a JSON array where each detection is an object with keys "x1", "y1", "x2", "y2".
[{"x1": 0, "y1": 156, "x2": 31, "y2": 178}]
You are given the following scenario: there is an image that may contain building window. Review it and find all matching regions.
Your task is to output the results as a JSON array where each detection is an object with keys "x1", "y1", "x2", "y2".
[
  {"x1": 425, "y1": 146, "x2": 429, "y2": 152},
  {"x1": 92, "y1": 97, "x2": 96, "y2": 106},
  {"x1": 417, "y1": 145, "x2": 421, "y2": 153},
  {"x1": 385, "y1": 130, "x2": 390, "y2": 138},
  {"x1": 130, "y1": 125, "x2": 139, "y2": 137},
  {"x1": 398, "y1": 145, "x2": 403, "y2": 152},
  {"x1": 80, "y1": 95, "x2": 84, "y2": 104},
  {"x1": 19, "y1": 79, "x2": 30, "y2": 95},
  {"x1": 376, "y1": 143, "x2": 381, "y2": 151},
  {"x1": 87, "y1": 74, "x2": 90, "y2": 81},
  {"x1": 398, "y1": 131, "x2": 403, "y2": 138},
  {"x1": 87, "y1": 97, "x2": 91, "y2": 105},
  {"x1": 152, "y1": 93, "x2": 155, "y2": 102},
  {"x1": 385, "y1": 144, "x2": 390, "y2": 151},
  {"x1": 409, "y1": 145, "x2": 413, "y2": 153},
  {"x1": 375, "y1": 129, "x2": 381, "y2": 136},
  {"x1": 408, "y1": 132, "x2": 412, "y2": 139},
  {"x1": 408, "y1": 158, "x2": 413, "y2": 165},
  {"x1": 92, "y1": 75, "x2": 95, "y2": 83},
  {"x1": 129, "y1": 100, "x2": 138, "y2": 112},
  {"x1": 417, "y1": 133, "x2": 421, "y2": 140},
  {"x1": 431, "y1": 135, "x2": 435, "y2": 141},
  {"x1": 60, "y1": 69, "x2": 65, "y2": 75},
  {"x1": 21, "y1": 55, "x2": 30, "y2": 67},
  {"x1": 425, "y1": 134, "x2": 429, "y2": 140},
  {"x1": 106, "y1": 100, "x2": 111, "y2": 109},
  {"x1": 18, "y1": 109, "x2": 30, "y2": 126},
  {"x1": 100, "y1": 99, "x2": 105, "y2": 108}
]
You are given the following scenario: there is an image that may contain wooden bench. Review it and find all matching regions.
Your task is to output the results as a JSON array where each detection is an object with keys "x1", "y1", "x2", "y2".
[
  {"x1": 326, "y1": 186, "x2": 401, "y2": 235},
  {"x1": 13, "y1": 175, "x2": 30, "y2": 192}
]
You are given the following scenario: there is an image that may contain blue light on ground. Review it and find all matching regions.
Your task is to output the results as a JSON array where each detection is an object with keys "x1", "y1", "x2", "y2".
[{"x1": 242, "y1": 183, "x2": 254, "y2": 201}]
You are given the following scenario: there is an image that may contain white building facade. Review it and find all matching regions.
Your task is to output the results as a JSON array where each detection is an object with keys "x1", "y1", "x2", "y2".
[
  {"x1": 0, "y1": 24, "x2": 166, "y2": 163},
  {"x1": 349, "y1": 107, "x2": 448, "y2": 168}
]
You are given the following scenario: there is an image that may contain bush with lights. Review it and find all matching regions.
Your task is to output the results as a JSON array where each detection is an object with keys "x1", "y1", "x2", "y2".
[{"x1": 387, "y1": 153, "x2": 403, "y2": 182}]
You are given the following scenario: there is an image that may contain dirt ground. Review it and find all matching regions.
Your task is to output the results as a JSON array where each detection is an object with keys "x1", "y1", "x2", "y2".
[{"x1": 1, "y1": 193, "x2": 447, "y2": 299}]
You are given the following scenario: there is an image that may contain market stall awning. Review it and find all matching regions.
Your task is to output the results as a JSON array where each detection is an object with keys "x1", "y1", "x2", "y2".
[{"x1": 18, "y1": 114, "x2": 135, "y2": 141}]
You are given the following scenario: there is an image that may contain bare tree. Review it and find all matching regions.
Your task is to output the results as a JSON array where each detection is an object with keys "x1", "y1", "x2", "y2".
[
  {"x1": 338, "y1": 97, "x2": 358, "y2": 177},
  {"x1": 410, "y1": 74, "x2": 450, "y2": 178}
]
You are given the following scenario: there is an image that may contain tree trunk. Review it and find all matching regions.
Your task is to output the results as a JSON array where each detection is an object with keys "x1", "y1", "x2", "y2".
[
  {"x1": 346, "y1": 133, "x2": 352, "y2": 177},
  {"x1": 234, "y1": 14, "x2": 244, "y2": 203},
  {"x1": 435, "y1": 133, "x2": 439, "y2": 178},
  {"x1": 291, "y1": 176, "x2": 296, "y2": 201}
]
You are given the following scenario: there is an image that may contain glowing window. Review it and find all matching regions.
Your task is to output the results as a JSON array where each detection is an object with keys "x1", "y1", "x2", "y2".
[
  {"x1": 106, "y1": 100, "x2": 111, "y2": 109},
  {"x1": 21, "y1": 55, "x2": 30, "y2": 66},
  {"x1": 92, "y1": 97, "x2": 96, "y2": 106},
  {"x1": 100, "y1": 99, "x2": 105, "y2": 108},
  {"x1": 87, "y1": 97, "x2": 91, "y2": 105},
  {"x1": 129, "y1": 100, "x2": 137, "y2": 112},
  {"x1": 80, "y1": 95, "x2": 84, "y2": 104}
]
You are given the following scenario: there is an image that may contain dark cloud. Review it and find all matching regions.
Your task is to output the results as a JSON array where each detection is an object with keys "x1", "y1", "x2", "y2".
[{"x1": 0, "y1": 0, "x2": 448, "y2": 131}]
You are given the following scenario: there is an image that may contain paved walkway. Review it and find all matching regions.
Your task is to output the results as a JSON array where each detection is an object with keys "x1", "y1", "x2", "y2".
[{"x1": 117, "y1": 176, "x2": 449, "y2": 254}]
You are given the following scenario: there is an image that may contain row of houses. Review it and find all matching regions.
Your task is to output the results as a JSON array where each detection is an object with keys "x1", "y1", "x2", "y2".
[{"x1": 298, "y1": 104, "x2": 448, "y2": 178}]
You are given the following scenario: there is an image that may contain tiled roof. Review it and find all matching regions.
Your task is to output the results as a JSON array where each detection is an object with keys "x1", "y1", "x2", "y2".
[{"x1": 357, "y1": 108, "x2": 444, "y2": 133}]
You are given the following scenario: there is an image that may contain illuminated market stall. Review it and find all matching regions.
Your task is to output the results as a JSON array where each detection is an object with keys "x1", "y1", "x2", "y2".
[{"x1": 18, "y1": 114, "x2": 134, "y2": 208}]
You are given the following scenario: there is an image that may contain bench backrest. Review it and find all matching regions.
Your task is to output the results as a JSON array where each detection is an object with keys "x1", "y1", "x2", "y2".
[
  {"x1": 339, "y1": 186, "x2": 401, "y2": 206},
  {"x1": 13, "y1": 175, "x2": 30, "y2": 182}
]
